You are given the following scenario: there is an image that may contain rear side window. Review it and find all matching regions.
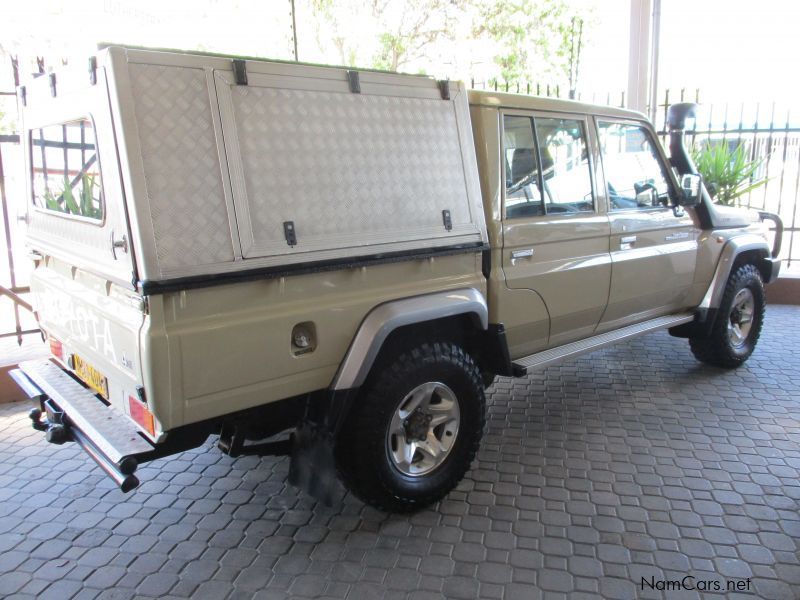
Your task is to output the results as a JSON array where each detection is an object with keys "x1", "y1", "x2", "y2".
[
  {"x1": 503, "y1": 115, "x2": 544, "y2": 218},
  {"x1": 534, "y1": 118, "x2": 594, "y2": 214},
  {"x1": 30, "y1": 118, "x2": 104, "y2": 221},
  {"x1": 503, "y1": 114, "x2": 594, "y2": 219}
]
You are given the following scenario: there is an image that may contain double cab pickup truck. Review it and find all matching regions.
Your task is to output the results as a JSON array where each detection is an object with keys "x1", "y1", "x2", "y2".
[{"x1": 12, "y1": 46, "x2": 782, "y2": 511}]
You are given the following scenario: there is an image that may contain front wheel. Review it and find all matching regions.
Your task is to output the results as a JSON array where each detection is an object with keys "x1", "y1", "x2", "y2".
[
  {"x1": 690, "y1": 264, "x2": 765, "y2": 368},
  {"x1": 337, "y1": 342, "x2": 485, "y2": 512}
]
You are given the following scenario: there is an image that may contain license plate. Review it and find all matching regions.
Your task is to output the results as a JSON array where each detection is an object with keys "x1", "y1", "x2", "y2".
[{"x1": 73, "y1": 354, "x2": 109, "y2": 399}]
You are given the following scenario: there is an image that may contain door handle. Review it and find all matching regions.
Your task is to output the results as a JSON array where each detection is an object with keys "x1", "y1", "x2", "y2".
[
  {"x1": 619, "y1": 235, "x2": 637, "y2": 250},
  {"x1": 111, "y1": 231, "x2": 129, "y2": 259},
  {"x1": 511, "y1": 248, "x2": 535, "y2": 260}
]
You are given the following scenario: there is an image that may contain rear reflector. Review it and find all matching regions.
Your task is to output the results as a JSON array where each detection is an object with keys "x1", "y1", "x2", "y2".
[
  {"x1": 128, "y1": 396, "x2": 155, "y2": 436},
  {"x1": 49, "y1": 338, "x2": 63, "y2": 361}
]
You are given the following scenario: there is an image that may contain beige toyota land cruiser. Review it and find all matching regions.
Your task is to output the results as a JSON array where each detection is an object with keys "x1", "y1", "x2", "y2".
[{"x1": 12, "y1": 47, "x2": 782, "y2": 511}]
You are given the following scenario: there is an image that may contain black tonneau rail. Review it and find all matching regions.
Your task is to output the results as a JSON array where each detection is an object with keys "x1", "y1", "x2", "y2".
[{"x1": 140, "y1": 241, "x2": 489, "y2": 295}]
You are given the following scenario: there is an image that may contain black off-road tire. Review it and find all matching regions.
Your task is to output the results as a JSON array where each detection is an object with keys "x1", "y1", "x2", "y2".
[
  {"x1": 337, "y1": 342, "x2": 485, "y2": 512},
  {"x1": 689, "y1": 264, "x2": 765, "y2": 368}
]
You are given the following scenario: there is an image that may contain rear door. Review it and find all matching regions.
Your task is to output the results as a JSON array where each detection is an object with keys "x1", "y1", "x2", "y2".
[
  {"x1": 501, "y1": 111, "x2": 611, "y2": 349},
  {"x1": 596, "y1": 119, "x2": 698, "y2": 329}
]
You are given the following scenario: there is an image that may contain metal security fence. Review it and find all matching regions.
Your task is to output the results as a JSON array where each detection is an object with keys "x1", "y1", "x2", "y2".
[
  {"x1": 0, "y1": 58, "x2": 38, "y2": 344},
  {"x1": 654, "y1": 88, "x2": 800, "y2": 267},
  {"x1": 469, "y1": 80, "x2": 799, "y2": 267},
  {"x1": 469, "y1": 78, "x2": 627, "y2": 108}
]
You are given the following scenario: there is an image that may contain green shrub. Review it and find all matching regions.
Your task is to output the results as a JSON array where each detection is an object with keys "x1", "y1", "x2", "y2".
[
  {"x1": 691, "y1": 142, "x2": 768, "y2": 205},
  {"x1": 43, "y1": 174, "x2": 101, "y2": 219}
]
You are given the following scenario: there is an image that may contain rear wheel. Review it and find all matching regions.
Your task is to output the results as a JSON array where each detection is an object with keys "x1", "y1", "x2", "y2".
[
  {"x1": 690, "y1": 264, "x2": 765, "y2": 368},
  {"x1": 337, "y1": 341, "x2": 485, "y2": 512}
]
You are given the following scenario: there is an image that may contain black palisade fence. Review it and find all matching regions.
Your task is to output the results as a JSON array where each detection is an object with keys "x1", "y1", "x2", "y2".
[
  {"x1": 654, "y1": 88, "x2": 799, "y2": 267},
  {"x1": 0, "y1": 56, "x2": 38, "y2": 343},
  {"x1": 470, "y1": 78, "x2": 627, "y2": 108},
  {"x1": 469, "y1": 80, "x2": 799, "y2": 268}
]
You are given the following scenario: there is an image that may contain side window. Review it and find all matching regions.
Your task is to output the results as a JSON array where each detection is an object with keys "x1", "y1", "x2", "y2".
[
  {"x1": 534, "y1": 118, "x2": 594, "y2": 213},
  {"x1": 30, "y1": 118, "x2": 104, "y2": 221},
  {"x1": 503, "y1": 115, "x2": 544, "y2": 219},
  {"x1": 598, "y1": 121, "x2": 673, "y2": 211}
]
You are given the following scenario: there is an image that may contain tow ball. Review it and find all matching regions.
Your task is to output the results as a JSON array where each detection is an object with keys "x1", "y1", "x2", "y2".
[{"x1": 29, "y1": 406, "x2": 69, "y2": 445}]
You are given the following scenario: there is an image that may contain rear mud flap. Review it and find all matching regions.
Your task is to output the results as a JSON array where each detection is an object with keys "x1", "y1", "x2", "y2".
[
  {"x1": 288, "y1": 422, "x2": 346, "y2": 506},
  {"x1": 288, "y1": 389, "x2": 355, "y2": 507}
]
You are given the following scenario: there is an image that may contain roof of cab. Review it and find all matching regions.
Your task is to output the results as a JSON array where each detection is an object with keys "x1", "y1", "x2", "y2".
[{"x1": 467, "y1": 89, "x2": 647, "y2": 122}]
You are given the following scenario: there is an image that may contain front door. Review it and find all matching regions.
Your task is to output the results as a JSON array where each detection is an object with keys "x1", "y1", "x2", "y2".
[
  {"x1": 501, "y1": 112, "x2": 611, "y2": 351},
  {"x1": 596, "y1": 119, "x2": 698, "y2": 330}
]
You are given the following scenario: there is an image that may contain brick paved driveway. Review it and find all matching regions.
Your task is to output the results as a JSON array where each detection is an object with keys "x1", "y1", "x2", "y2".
[{"x1": 1, "y1": 305, "x2": 799, "y2": 600}]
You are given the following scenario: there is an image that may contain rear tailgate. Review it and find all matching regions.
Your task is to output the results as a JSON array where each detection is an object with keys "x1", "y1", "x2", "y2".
[
  {"x1": 13, "y1": 57, "x2": 163, "y2": 491},
  {"x1": 9, "y1": 256, "x2": 154, "y2": 492},
  {"x1": 30, "y1": 257, "x2": 152, "y2": 435},
  {"x1": 17, "y1": 55, "x2": 157, "y2": 440}
]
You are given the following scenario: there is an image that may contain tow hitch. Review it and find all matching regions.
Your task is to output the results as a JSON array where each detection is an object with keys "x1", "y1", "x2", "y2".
[
  {"x1": 27, "y1": 398, "x2": 141, "y2": 492},
  {"x1": 10, "y1": 360, "x2": 153, "y2": 493},
  {"x1": 29, "y1": 403, "x2": 68, "y2": 444}
]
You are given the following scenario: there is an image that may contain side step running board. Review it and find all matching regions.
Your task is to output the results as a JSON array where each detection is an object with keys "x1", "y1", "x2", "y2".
[{"x1": 512, "y1": 313, "x2": 695, "y2": 375}]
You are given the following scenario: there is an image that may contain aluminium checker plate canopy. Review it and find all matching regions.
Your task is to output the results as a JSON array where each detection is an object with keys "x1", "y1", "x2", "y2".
[{"x1": 104, "y1": 46, "x2": 487, "y2": 286}]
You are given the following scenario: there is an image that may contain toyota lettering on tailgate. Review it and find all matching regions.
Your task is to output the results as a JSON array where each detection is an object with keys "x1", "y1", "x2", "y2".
[{"x1": 35, "y1": 288, "x2": 118, "y2": 363}]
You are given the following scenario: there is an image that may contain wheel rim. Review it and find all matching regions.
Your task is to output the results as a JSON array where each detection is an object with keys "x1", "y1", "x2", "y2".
[
  {"x1": 727, "y1": 288, "x2": 755, "y2": 348},
  {"x1": 387, "y1": 381, "x2": 460, "y2": 477}
]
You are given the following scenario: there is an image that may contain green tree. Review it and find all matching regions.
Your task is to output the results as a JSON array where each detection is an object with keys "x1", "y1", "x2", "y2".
[
  {"x1": 309, "y1": 0, "x2": 362, "y2": 66},
  {"x1": 307, "y1": 0, "x2": 594, "y2": 89},
  {"x1": 370, "y1": 0, "x2": 467, "y2": 72},
  {"x1": 310, "y1": 0, "x2": 469, "y2": 72},
  {"x1": 474, "y1": 0, "x2": 591, "y2": 91}
]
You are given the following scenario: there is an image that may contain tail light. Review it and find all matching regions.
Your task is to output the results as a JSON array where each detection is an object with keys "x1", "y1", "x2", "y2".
[
  {"x1": 49, "y1": 338, "x2": 64, "y2": 361},
  {"x1": 128, "y1": 396, "x2": 155, "y2": 437}
]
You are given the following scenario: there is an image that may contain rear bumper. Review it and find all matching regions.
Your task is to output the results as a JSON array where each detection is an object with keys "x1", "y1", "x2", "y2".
[{"x1": 11, "y1": 360, "x2": 154, "y2": 492}]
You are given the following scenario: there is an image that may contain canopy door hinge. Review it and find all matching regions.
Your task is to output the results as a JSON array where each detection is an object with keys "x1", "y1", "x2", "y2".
[
  {"x1": 347, "y1": 70, "x2": 361, "y2": 94},
  {"x1": 232, "y1": 59, "x2": 248, "y2": 85},
  {"x1": 438, "y1": 79, "x2": 451, "y2": 100}
]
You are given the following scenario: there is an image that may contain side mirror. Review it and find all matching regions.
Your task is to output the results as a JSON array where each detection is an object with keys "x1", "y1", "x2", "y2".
[
  {"x1": 635, "y1": 187, "x2": 658, "y2": 207},
  {"x1": 679, "y1": 173, "x2": 702, "y2": 207},
  {"x1": 634, "y1": 181, "x2": 659, "y2": 207}
]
